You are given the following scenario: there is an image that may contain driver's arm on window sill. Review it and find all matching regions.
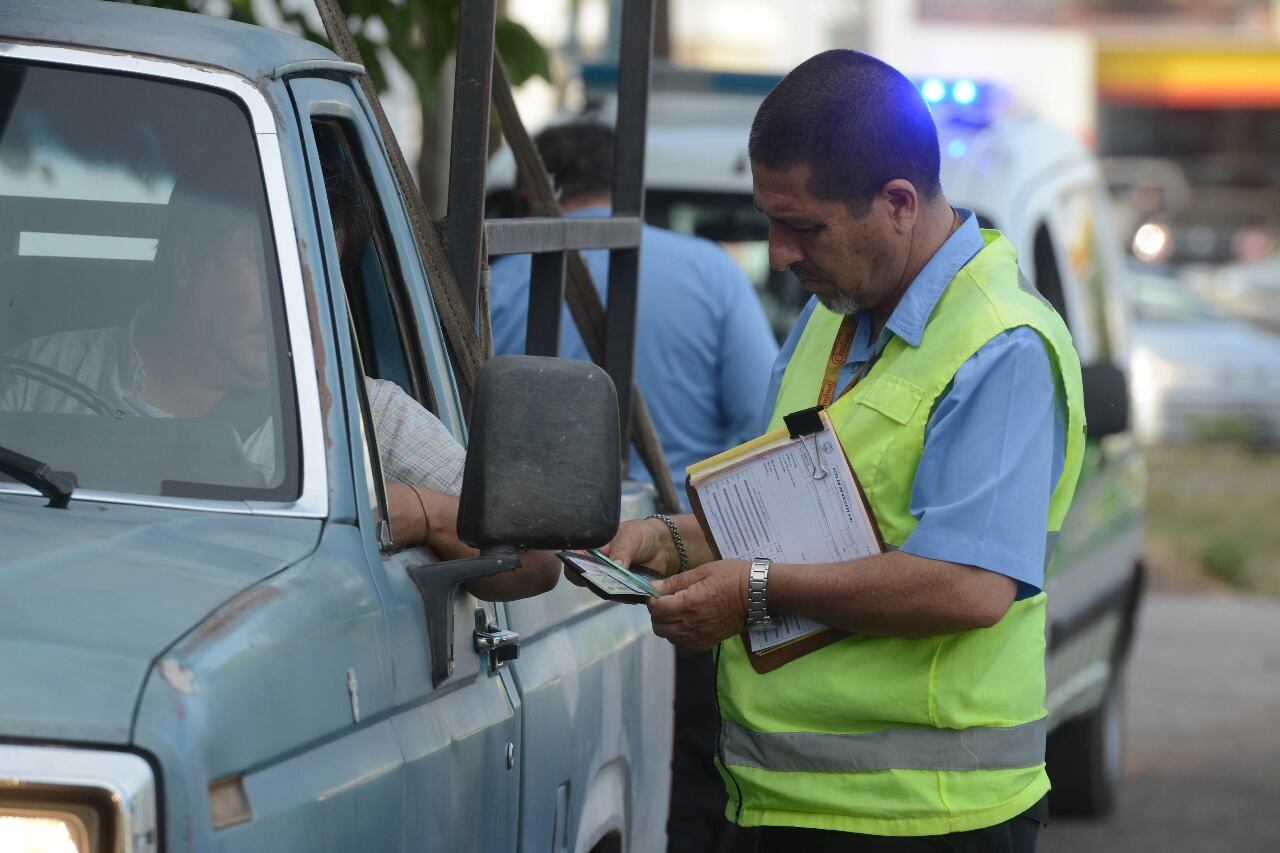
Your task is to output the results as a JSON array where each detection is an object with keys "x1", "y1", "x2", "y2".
[{"x1": 385, "y1": 482, "x2": 561, "y2": 601}]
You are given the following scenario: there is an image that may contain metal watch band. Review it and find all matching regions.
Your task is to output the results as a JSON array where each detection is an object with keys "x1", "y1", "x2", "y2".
[
  {"x1": 647, "y1": 513, "x2": 689, "y2": 574},
  {"x1": 746, "y1": 557, "x2": 776, "y2": 630}
]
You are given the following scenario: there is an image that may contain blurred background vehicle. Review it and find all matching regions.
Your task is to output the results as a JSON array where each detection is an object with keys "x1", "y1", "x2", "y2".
[
  {"x1": 1102, "y1": 156, "x2": 1280, "y2": 270},
  {"x1": 1185, "y1": 254, "x2": 1280, "y2": 334},
  {"x1": 1128, "y1": 269, "x2": 1280, "y2": 445}
]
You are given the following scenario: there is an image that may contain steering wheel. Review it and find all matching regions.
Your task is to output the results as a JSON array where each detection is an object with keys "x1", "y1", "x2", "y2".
[{"x1": 0, "y1": 356, "x2": 122, "y2": 417}]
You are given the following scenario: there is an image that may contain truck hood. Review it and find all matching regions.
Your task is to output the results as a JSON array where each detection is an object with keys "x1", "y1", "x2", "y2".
[{"x1": 0, "y1": 495, "x2": 321, "y2": 744}]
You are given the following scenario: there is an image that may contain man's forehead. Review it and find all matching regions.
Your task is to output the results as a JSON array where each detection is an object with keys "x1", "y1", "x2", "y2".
[{"x1": 751, "y1": 162, "x2": 824, "y2": 214}]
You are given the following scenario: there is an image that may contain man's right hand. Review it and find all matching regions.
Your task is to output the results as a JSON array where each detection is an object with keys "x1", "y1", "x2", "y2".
[
  {"x1": 599, "y1": 517, "x2": 676, "y2": 576},
  {"x1": 562, "y1": 517, "x2": 674, "y2": 589}
]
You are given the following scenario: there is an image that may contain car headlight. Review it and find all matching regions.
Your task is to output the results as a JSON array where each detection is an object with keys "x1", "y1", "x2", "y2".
[
  {"x1": 0, "y1": 745, "x2": 157, "y2": 853},
  {"x1": 1133, "y1": 221, "x2": 1172, "y2": 263},
  {"x1": 0, "y1": 805, "x2": 96, "y2": 853},
  {"x1": 1130, "y1": 347, "x2": 1183, "y2": 393}
]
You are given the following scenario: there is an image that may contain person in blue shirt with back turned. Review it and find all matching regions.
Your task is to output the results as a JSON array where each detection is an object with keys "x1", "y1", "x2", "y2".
[
  {"x1": 488, "y1": 119, "x2": 777, "y2": 853},
  {"x1": 488, "y1": 120, "x2": 778, "y2": 507}
]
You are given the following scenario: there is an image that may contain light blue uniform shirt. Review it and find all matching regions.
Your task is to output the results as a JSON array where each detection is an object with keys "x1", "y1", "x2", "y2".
[
  {"x1": 760, "y1": 210, "x2": 1066, "y2": 597},
  {"x1": 490, "y1": 207, "x2": 778, "y2": 508}
]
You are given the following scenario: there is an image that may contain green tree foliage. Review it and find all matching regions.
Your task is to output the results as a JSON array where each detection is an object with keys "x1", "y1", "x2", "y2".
[
  {"x1": 117, "y1": 0, "x2": 550, "y2": 206},
  {"x1": 118, "y1": 0, "x2": 551, "y2": 109}
]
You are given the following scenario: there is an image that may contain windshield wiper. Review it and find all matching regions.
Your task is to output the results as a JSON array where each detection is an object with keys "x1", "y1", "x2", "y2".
[{"x1": 0, "y1": 445, "x2": 76, "y2": 508}]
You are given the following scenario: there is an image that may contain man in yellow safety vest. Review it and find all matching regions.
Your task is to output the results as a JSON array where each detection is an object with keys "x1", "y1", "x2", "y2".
[{"x1": 603, "y1": 50, "x2": 1086, "y2": 852}]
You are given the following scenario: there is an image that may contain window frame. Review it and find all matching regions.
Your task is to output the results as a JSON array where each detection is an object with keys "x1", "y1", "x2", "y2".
[
  {"x1": 0, "y1": 44, "x2": 328, "y2": 518},
  {"x1": 309, "y1": 117, "x2": 433, "y2": 410},
  {"x1": 335, "y1": 84, "x2": 469, "y2": 444}
]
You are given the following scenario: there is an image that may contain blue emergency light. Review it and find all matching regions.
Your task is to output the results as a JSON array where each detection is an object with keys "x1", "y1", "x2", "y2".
[
  {"x1": 951, "y1": 80, "x2": 978, "y2": 105},
  {"x1": 914, "y1": 77, "x2": 1010, "y2": 128},
  {"x1": 920, "y1": 78, "x2": 947, "y2": 104},
  {"x1": 917, "y1": 77, "x2": 982, "y2": 107}
]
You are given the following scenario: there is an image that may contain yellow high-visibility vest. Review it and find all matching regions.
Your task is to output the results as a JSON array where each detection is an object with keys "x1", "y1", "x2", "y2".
[{"x1": 716, "y1": 231, "x2": 1086, "y2": 836}]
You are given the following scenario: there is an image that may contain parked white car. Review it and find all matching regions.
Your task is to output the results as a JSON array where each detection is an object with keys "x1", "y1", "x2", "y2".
[
  {"x1": 1185, "y1": 257, "x2": 1280, "y2": 335},
  {"x1": 1129, "y1": 271, "x2": 1280, "y2": 444}
]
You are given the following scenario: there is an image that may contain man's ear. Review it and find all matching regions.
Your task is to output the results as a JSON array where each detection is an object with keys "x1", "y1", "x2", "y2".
[{"x1": 878, "y1": 179, "x2": 919, "y2": 234}]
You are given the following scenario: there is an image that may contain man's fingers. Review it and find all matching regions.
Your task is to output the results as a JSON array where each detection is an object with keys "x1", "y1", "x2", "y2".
[
  {"x1": 604, "y1": 518, "x2": 668, "y2": 570},
  {"x1": 646, "y1": 591, "x2": 684, "y2": 621},
  {"x1": 648, "y1": 614, "x2": 688, "y2": 644},
  {"x1": 602, "y1": 528, "x2": 643, "y2": 568},
  {"x1": 650, "y1": 575, "x2": 682, "y2": 595}
]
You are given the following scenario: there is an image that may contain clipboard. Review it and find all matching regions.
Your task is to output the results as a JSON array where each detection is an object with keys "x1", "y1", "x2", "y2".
[{"x1": 685, "y1": 406, "x2": 885, "y2": 674}]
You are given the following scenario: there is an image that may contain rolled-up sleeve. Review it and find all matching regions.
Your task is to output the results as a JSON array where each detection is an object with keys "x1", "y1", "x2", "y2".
[
  {"x1": 366, "y1": 378, "x2": 467, "y2": 496},
  {"x1": 899, "y1": 327, "x2": 1067, "y2": 598}
]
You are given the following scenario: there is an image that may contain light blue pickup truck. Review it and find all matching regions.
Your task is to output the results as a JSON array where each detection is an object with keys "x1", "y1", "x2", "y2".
[{"x1": 0, "y1": 3, "x2": 672, "y2": 852}]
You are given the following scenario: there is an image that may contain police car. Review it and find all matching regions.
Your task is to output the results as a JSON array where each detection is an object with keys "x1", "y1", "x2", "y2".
[{"x1": 487, "y1": 67, "x2": 1145, "y2": 817}]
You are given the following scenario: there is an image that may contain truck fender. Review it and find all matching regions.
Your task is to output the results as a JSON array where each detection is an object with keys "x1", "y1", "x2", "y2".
[{"x1": 574, "y1": 758, "x2": 630, "y2": 853}]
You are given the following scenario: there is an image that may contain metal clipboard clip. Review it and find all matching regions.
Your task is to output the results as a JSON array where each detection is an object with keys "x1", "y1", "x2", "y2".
[{"x1": 783, "y1": 406, "x2": 827, "y2": 480}]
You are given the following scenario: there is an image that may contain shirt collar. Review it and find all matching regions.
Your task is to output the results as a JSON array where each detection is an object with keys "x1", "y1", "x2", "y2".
[{"x1": 878, "y1": 207, "x2": 984, "y2": 349}]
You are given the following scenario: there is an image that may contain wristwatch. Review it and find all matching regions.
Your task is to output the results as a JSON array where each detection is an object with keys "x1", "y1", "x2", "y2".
[{"x1": 746, "y1": 557, "x2": 776, "y2": 631}]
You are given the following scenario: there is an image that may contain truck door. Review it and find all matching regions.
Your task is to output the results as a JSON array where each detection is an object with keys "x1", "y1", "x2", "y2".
[
  {"x1": 290, "y1": 76, "x2": 520, "y2": 853},
  {"x1": 503, "y1": 502, "x2": 672, "y2": 853}
]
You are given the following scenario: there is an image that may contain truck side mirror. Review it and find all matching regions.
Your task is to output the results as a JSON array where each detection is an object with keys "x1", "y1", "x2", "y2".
[
  {"x1": 1082, "y1": 362, "x2": 1130, "y2": 440},
  {"x1": 408, "y1": 355, "x2": 620, "y2": 686},
  {"x1": 458, "y1": 355, "x2": 621, "y2": 548}
]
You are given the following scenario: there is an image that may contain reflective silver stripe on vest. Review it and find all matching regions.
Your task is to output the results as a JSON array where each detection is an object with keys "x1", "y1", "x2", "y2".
[
  {"x1": 720, "y1": 717, "x2": 1047, "y2": 773},
  {"x1": 1044, "y1": 530, "x2": 1060, "y2": 571}
]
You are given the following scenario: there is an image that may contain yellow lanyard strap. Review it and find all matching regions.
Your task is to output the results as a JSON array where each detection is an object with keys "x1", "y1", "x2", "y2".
[{"x1": 817, "y1": 315, "x2": 878, "y2": 408}]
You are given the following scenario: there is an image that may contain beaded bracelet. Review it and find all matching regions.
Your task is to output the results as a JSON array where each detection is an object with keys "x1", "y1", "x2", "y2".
[{"x1": 647, "y1": 513, "x2": 689, "y2": 575}]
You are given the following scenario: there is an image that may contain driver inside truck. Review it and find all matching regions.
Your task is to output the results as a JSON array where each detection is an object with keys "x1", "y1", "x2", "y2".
[{"x1": 0, "y1": 160, "x2": 559, "y2": 602}]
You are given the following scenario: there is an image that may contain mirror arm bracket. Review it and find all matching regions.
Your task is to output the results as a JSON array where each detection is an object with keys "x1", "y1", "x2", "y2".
[{"x1": 408, "y1": 549, "x2": 520, "y2": 687}]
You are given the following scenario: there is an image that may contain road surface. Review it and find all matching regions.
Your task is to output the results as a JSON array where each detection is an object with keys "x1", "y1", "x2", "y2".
[{"x1": 1040, "y1": 593, "x2": 1280, "y2": 852}]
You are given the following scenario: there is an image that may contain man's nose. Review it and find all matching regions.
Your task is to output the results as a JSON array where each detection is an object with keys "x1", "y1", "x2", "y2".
[{"x1": 768, "y1": 222, "x2": 804, "y2": 272}]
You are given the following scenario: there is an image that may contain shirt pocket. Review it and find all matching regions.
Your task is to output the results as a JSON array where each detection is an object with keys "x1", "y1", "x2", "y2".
[{"x1": 850, "y1": 375, "x2": 924, "y2": 425}]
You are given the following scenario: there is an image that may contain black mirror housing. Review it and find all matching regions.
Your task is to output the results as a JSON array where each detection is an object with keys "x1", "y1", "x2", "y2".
[
  {"x1": 1082, "y1": 362, "x2": 1130, "y2": 440},
  {"x1": 458, "y1": 355, "x2": 621, "y2": 550}
]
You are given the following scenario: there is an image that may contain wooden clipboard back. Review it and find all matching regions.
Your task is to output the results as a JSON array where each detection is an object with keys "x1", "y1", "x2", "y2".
[{"x1": 684, "y1": 411, "x2": 886, "y2": 674}]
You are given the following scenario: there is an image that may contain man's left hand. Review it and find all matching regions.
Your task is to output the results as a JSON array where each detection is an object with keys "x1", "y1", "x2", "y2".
[{"x1": 647, "y1": 559, "x2": 750, "y2": 651}]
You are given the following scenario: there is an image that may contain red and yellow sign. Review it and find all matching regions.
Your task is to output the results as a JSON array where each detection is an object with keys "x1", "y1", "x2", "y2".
[{"x1": 1099, "y1": 45, "x2": 1280, "y2": 108}]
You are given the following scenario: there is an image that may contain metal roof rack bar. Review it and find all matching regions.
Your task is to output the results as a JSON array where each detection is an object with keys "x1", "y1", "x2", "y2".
[{"x1": 483, "y1": 217, "x2": 644, "y2": 256}]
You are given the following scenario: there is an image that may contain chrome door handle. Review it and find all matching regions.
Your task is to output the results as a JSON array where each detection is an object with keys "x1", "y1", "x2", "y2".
[{"x1": 474, "y1": 625, "x2": 520, "y2": 671}]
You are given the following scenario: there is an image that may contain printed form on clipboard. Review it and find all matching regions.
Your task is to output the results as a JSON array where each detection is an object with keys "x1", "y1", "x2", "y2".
[{"x1": 685, "y1": 406, "x2": 884, "y2": 669}]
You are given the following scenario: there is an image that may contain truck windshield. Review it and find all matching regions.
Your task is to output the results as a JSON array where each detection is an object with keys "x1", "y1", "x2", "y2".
[{"x1": 0, "y1": 60, "x2": 299, "y2": 502}]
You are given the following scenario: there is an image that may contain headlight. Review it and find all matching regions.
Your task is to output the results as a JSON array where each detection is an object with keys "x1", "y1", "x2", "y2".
[
  {"x1": 1130, "y1": 348, "x2": 1183, "y2": 393},
  {"x1": 0, "y1": 805, "x2": 95, "y2": 853},
  {"x1": 0, "y1": 745, "x2": 157, "y2": 853},
  {"x1": 1133, "y1": 221, "x2": 1172, "y2": 263}
]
